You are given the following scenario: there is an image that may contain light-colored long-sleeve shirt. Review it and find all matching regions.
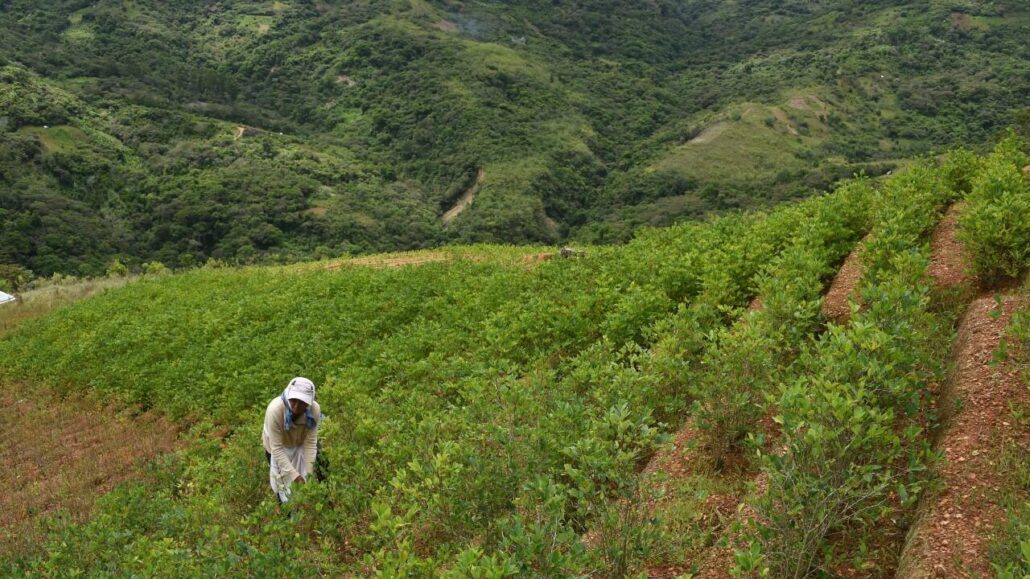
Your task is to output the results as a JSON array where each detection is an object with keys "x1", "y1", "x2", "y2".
[{"x1": 262, "y1": 396, "x2": 320, "y2": 483}]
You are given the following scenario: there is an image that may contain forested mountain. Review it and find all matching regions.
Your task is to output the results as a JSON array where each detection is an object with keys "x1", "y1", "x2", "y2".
[{"x1": 1, "y1": 0, "x2": 1027, "y2": 276}]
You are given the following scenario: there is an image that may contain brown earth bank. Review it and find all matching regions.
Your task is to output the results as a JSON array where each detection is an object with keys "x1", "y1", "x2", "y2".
[
  {"x1": 0, "y1": 381, "x2": 181, "y2": 559},
  {"x1": 927, "y1": 203, "x2": 973, "y2": 291},
  {"x1": 821, "y1": 201, "x2": 970, "y2": 324},
  {"x1": 895, "y1": 292, "x2": 1028, "y2": 578},
  {"x1": 321, "y1": 248, "x2": 563, "y2": 272},
  {"x1": 442, "y1": 168, "x2": 486, "y2": 224},
  {"x1": 821, "y1": 232, "x2": 871, "y2": 322}
]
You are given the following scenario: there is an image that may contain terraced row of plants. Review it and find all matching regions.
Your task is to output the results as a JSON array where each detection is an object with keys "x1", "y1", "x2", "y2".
[
  {"x1": 622, "y1": 136, "x2": 1029, "y2": 577},
  {"x1": 748, "y1": 160, "x2": 959, "y2": 577},
  {"x1": 588, "y1": 178, "x2": 875, "y2": 575},
  {"x1": 735, "y1": 136, "x2": 1029, "y2": 576},
  {"x1": 580, "y1": 179, "x2": 874, "y2": 575},
  {"x1": 629, "y1": 159, "x2": 955, "y2": 576}
]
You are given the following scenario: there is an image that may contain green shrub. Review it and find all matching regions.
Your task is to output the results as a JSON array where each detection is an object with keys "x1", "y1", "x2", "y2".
[
  {"x1": 106, "y1": 258, "x2": 128, "y2": 278},
  {"x1": 989, "y1": 284, "x2": 1030, "y2": 578},
  {"x1": 143, "y1": 260, "x2": 170, "y2": 275},
  {"x1": 958, "y1": 135, "x2": 1030, "y2": 283},
  {"x1": 690, "y1": 182, "x2": 871, "y2": 469},
  {"x1": 757, "y1": 254, "x2": 941, "y2": 576},
  {"x1": 0, "y1": 263, "x2": 33, "y2": 290},
  {"x1": 498, "y1": 477, "x2": 591, "y2": 576},
  {"x1": 690, "y1": 315, "x2": 778, "y2": 468},
  {"x1": 939, "y1": 147, "x2": 982, "y2": 195}
]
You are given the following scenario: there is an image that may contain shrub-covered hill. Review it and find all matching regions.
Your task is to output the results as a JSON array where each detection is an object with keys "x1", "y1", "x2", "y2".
[
  {"x1": 1, "y1": 0, "x2": 1028, "y2": 276},
  {"x1": 0, "y1": 173, "x2": 874, "y2": 572},
  {"x1": 0, "y1": 137, "x2": 1028, "y2": 574}
]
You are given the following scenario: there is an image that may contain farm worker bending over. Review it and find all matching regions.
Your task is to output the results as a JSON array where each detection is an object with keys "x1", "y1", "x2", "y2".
[{"x1": 263, "y1": 377, "x2": 321, "y2": 503}]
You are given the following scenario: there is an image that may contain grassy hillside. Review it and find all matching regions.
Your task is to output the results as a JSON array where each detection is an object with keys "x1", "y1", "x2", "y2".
[
  {"x1": 3, "y1": 137, "x2": 1026, "y2": 574},
  {"x1": 0, "y1": 176, "x2": 872, "y2": 574},
  {"x1": 1, "y1": 0, "x2": 1028, "y2": 277}
]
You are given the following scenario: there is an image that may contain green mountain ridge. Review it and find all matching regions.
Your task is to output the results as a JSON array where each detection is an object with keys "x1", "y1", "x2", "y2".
[{"x1": 1, "y1": 0, "x2": 1027, "y2": 277}]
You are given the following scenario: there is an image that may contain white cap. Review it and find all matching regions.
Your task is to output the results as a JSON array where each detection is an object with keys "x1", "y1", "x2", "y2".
[{"x1": 286, "y1": 377, "x2": 315, "y2": 405}]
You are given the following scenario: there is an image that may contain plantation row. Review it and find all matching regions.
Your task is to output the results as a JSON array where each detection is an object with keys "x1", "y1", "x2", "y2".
[
  {"x1": 2, "y1": 136, "x2": 1028, "y2": 575},
  {"x1": 736, "y1": 136, "x2": 1030, "y2": 575},
  {"x1": 629, "y1": 155, "x2": 959, "y2": 575},
  {"x1": 752, "y1": 159, "x2": 958, "y2": 576}
]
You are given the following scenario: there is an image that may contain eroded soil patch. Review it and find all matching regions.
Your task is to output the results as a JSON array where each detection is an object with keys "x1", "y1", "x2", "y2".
[
  {"x1": 0, "y1": 381, "x2": 181, "y2": 558},
  {"x1": 442, "y1": 168, "x2": 486, "y2": 224},
  {"x1": 821, "y1": 233, "x2": 870, "y2": 322}
]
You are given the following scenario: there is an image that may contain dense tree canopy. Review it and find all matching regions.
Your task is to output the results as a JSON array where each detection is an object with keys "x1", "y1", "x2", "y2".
[{"x1": 1, "y1": 0, "x2": 1027, "y2": 275}]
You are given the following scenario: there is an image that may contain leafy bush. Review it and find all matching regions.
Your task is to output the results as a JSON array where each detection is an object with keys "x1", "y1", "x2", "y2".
[
  {"x1": 753, "y1": 163, "x2": 953, "y2": 576},
  {"x1": 0, "y1": 264, "x2": 33, "y2": 290},
  {"x1": 958, "y1": 134, "x2": 1030, "y2": 284},
  {"x1": 939, "y1": 147, "x2": 982, "y2": 196},
  {"x1": 690, "y1": 181, "x2": 871, "y2": 467},
  {"x1": 106, "y1": 258, "x2": 128, "y2": 278}
]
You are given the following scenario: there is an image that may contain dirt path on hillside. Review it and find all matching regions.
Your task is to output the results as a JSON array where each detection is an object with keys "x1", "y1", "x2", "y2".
[
  {"x1": 927, "y1": 202, "x2": 973, "y2": 290},
  {"x1": 442, "y1": 168, "x2": 485, "y2": 225},
  {"x1": 821, "y1": 232, "x2": 872, "y2": 322},
  {"x1": 772, "y1": 108, "x2": 799, "y2": 136},
  {"x1": 895, "y1": 292, "x2": 1028, "y2": 578},
  {"x1": 692, "y1": 456, "x2": 778, "y2": 578},
  {"x1": 0, "y1": 382, "x2": 181, "y2": 558},
  {"x1": 889, "y1": 202, "x2": 1009, "y2": 579},
  {"x1": 688, "y1": 122, "x2": 728, "y2": 145}
]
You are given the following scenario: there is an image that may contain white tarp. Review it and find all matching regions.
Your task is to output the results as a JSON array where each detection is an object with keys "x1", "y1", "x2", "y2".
[{"x1": 0, "y1": 291, "x2": 15, "y2": 306}]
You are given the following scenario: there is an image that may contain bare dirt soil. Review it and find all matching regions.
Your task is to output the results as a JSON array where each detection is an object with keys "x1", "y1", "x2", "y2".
[
  {"x1": 772, "y1": 108, "x2": 799, "y2": 136},
  {"x1": 0, "y1": 382, "x2": 181, "y2": 558},
  {"x1": 432, "y1": 20, "x2": 459, "y2": 33},
  {"x1": 322, "y1": 248, "x2": 559, "y2": 272},
  {"x1": 896, "y1": 292, "x2": 1028, "y2": 578},
  {"x1": 442, "y1": 168, "x2": 485, "y2": 224},
  {"x1": 688, "y1": 122, "x2": 728, "y2": 145},
  {"x1": 326, "y1": 253, "x2": 452, "y2": 270},
  {"x1": 821, "y1": 233, "x2": 871, "y2": 322},
  {"x1": 927, "y1": 202, "x2": 973, "y2": 290},
  {"x1": 788, "y1": 97, "x2": 811, "y2": 111}
]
